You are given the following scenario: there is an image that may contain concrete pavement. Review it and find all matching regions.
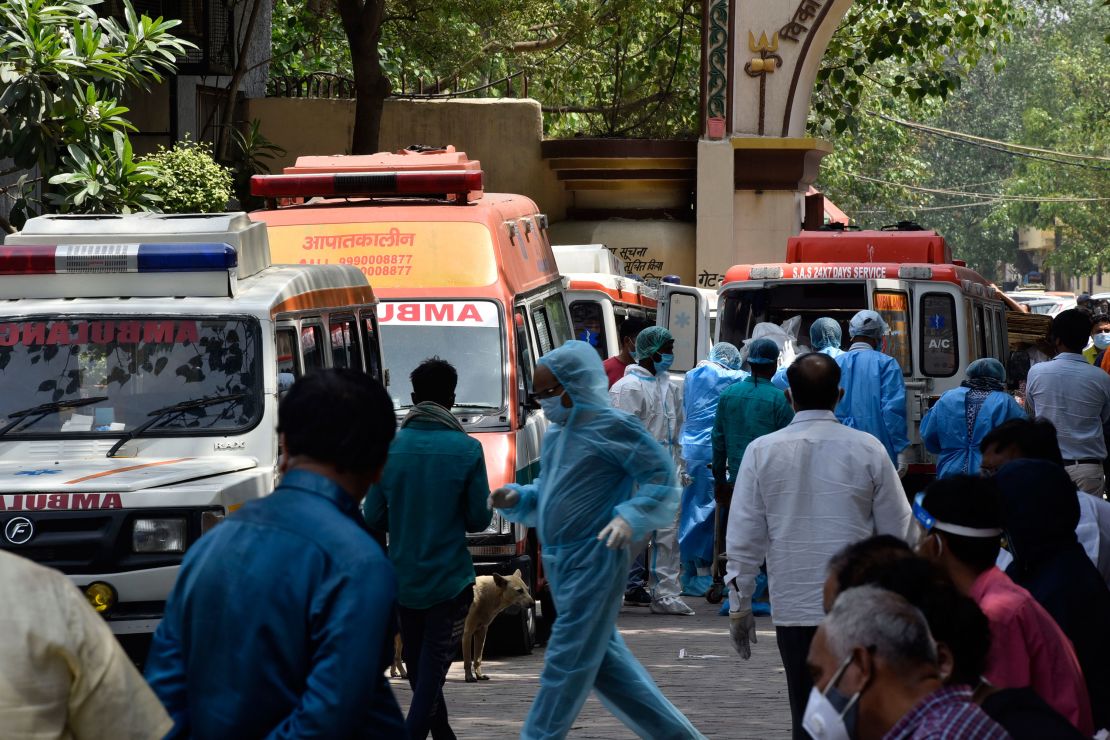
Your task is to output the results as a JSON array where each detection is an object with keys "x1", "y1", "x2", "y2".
[{"x1": 392, "y1": 606, "x2": 792, "y2": 738}]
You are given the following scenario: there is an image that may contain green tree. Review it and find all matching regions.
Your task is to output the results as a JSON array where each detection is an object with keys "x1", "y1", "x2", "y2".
[
  {"x1": 0, "y1": 0, "x2": 192, "y2": 219},
  {"x1": 269, "y1": 0, "x2": 1022, "y2": 149},
  {"x1": 146, "y1": 139, "x2": 234, "y2": 213}
]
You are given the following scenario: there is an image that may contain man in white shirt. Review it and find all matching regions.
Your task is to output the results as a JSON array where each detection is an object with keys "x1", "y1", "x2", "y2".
[
  {"x1": 0, "y1": 550, "x2": 171, "y2": 739},
  {"x1": 725, "y1": 353, "x2": 915, "y2": 740},
  {"x1": 610, "y1": 326, "x2": 693, "y2": 616},
  {"x1": 1026, "y1": 309, "x2": 1110, "y2": 496}
]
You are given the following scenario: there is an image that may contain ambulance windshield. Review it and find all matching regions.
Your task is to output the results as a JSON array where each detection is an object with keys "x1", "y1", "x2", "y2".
[
  {"x1": 378, "y1": 300, "x2": 504, "y2": 413},
  {"x1": 0, "y1": 316, "x2": 261, "y2": 437}
]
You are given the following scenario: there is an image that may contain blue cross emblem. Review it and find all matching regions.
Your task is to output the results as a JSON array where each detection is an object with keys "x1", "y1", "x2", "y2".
[
  {"x1": 674, "y1": 312, "x2": 691, "y2": 329},
  {"x1": 928, "y1": 314, "x2": 946, "y2": 330},
  {"x1": 15, "y1": 469, "x2": 60, "y2": 476}
]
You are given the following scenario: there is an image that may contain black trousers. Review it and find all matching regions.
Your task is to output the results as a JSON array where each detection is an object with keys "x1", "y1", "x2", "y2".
[
  {"x1": 776, "y1": 625, "x2": 819, "y2": 740},
  {"x1": 398, "y1": 585, "x2": 474, "y2": 740}
]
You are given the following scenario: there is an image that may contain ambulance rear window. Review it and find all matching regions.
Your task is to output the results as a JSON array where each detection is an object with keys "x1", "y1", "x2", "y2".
[{"x1": 718, "y1": 283, "x2": 866, "y2": 349}]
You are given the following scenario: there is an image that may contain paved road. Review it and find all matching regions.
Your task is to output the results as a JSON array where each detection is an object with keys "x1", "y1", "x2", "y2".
[{"x1": 392, "y1": 606, "x2": 792, "y2": 738}]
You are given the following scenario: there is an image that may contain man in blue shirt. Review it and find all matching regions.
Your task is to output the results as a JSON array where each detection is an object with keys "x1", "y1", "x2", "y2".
[
  {"x1": 364, "y1": 357, "x2": 491, "y2": 740},
  {"x1": 145, "y1": 369, "x2": 404, "y2": 739}
]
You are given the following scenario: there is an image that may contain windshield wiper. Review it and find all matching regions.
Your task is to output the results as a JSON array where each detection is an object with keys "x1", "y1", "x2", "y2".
[
  {"x1": 107, "y1": 393, "x2": 246, "y2": 458},
  {"x1": 0, "y1": 396, "x2": 109, "y2": 440}
]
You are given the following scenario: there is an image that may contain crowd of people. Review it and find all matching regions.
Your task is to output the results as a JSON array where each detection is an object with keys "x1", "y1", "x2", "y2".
[{"x1": 7, "y1": 307, "x2": 1110, "y2": 739}]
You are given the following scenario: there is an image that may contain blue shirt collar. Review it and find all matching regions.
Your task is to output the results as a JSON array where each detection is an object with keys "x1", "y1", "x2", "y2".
[
  {"x1": 279, "y1": 468, "x2": 364, "y2": 520},
  {"x1": 1055, "y1": 352, "x2": 1087, "y2": 362}
]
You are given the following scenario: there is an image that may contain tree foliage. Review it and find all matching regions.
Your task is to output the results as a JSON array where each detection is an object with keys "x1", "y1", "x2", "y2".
[
  {"x1": 145, "y1": 139, "x2": 233, "y2": 214},
  {"x1": 818, "y1": 0, "x2": 1109, "y2": 280},
  {"x1": 0, "y1": 0, "x2": 192, "y2": 219},
  {"x1": 270, "y1": 0, "x2": 1021, "y2": 148}
]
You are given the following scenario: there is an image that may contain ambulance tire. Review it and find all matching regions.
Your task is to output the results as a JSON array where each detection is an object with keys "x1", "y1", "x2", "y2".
[{"x1": 501, "y1": 604, "x2": 536, "y2": 656}]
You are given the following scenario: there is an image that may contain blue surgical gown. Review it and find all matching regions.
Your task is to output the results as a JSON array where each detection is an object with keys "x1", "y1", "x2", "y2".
[
  {"x1": 680, "y1": 362, "x2": 745, "y2": 565},
  {"x1": 497, "y1": 340, "x2": 703, "y2": 740},
  {"x1": 835, "y1": 347, "x2": 910, "y2": 464},
  {"x1": 771, "y1": 346, "x2": 844, "y2": 390},
  {"x1": 921, "y1": 387, "x2": 1028, "y2": 478}
]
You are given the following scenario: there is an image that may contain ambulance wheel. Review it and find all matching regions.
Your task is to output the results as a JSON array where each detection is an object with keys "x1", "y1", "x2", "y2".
[
  {"x1": 706, "y1": 583, "x2": 725, "y2": 604},
  {"x1": 499, "y1": 605, "x2": 536, "y2": 656}
]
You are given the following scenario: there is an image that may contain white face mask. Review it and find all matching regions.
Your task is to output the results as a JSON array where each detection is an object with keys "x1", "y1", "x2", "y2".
[{"x1": 802, "y1": 654, "x2": 862, "y2": 740}]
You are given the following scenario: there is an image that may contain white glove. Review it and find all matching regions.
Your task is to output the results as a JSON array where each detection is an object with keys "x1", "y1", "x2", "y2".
[
  {"x1": 597, "y1": 516, "x2": 633, "y2": 549},
  {"x1": 729, "y1": 609, "x2": 757, "y2": 660},
  {"x1": 896, "y1": 450, "x2": 911, "y2": 478},
  {"x1": 487, "y1": 487, "x2": 520, "y2": 510}
]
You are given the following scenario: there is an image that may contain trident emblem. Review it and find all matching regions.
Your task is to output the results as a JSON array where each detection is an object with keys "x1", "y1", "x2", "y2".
[{"x1": 745, "y1": 31, "x2": 784, "y2": 136}]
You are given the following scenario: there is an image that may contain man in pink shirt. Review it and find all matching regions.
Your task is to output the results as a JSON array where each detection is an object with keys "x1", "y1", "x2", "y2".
[
  {"x1": 602, "y1": 317, "x2": 649, "y2": 388},
  {"x1": 916, "y1": 476, "x2": 1093, "y2": 735}
]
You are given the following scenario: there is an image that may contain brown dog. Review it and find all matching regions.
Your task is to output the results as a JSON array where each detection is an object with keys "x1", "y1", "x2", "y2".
[
  {"x1": 462, "y1": 570, "x2": 534, "y2": 682},
  {"x1": 390, "y1": 632, "x2": 407, "y2": 679}
]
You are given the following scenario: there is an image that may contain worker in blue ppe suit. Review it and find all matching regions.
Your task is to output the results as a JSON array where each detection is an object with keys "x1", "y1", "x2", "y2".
[
  {"x1": 921, "y1": 358, "x2": 1027, "y2": 478},
  {"x1": 772, "y1": 317, "x2": 844, "y2": 390},
  {"x1": 490, "y1": 341, "x2": 704, "y2": 740},
  {"x1": 836, "y1": 310, "x2": 910, "y2": 470},
  {"x1": 679, "y1": 342, "x2": 745, "y2": 595}
]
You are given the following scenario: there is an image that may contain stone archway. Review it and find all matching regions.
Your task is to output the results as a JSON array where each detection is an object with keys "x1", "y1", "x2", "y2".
[{"x1": 697, "y1": 0, "x2": 853, "y2": 286}]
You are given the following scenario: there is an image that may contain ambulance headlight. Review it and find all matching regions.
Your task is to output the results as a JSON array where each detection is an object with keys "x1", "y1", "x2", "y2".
[{"x1": 132, "y1": 518, "x2": 187, "y2": 553}]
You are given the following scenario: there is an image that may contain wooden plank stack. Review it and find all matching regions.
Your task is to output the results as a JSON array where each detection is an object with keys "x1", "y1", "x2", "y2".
[{"x1": 1007, "y1": 310, "x2": 1052, "y2": 350}]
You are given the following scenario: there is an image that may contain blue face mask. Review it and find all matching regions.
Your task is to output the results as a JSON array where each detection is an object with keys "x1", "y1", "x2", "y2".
[
  {"x1": 1095, "y1": 332, "x2": 1110, "y2": 351},
  {"x1": 654, "y1": 353, "x2": 675, "y2": 375},
  {"x1": 538, "y1": 393, "x2": 571, "y2": 425}
]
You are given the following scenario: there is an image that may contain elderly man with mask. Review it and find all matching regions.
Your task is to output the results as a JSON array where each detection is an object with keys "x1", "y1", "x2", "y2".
[
  {"x1": 490, "y1": 341, "x2": 703, "y2": 739},
  {"x1": 678, "y1": 342, "x2": 745, "y2": 596},
  {"x1": 836, "y1": 309, "x2": 910, "y2": 470},
  {"x1": 806, "y1": 586, "x2": 1007, "y2": 740},
  {"x1": 772, "y1": 316, "x2": 844, "y2": 390},
  {"x1": 610, "y1": 326, "x2": 694, "y2": 615},
  {"x1": 920, "y1": 358, "x2": 1027, "y2": 478}
]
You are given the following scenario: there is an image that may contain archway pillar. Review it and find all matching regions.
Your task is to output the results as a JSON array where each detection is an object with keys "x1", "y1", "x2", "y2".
[{"x1": 697, "y1": 0, "x2": 852, "y2": 288}]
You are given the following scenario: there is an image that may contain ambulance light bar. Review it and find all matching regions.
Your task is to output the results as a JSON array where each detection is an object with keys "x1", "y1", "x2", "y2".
[
  {"x1": 250, "y1": 170, "x2": 483, "y2": 199},
  {"x1": 899, "y1": 266, "x2": 933, "y2": 280},
  {"x1": 0, "y1": 243, "x2": 237, "y2": 276}
]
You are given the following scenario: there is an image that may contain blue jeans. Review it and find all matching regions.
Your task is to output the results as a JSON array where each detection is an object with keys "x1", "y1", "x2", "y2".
[{"x1": 398, "y1": 585, "x2": 474, "y2": 740}]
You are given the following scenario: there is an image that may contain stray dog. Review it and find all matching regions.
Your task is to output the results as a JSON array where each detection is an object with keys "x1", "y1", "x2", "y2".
[
  {"x1": 390, "y1": 632, "x2": 407, "y2": 679},
  {"x1": 463, "y1": 570, "x2": 534, "y2": 682}
]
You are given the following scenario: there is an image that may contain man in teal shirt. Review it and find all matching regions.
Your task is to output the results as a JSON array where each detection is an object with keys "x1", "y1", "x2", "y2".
[
  {"x1": 712, "y1": 338, "x2": 795, "y2": 502},
  {"x1": 363, "y1": 357, "x2": 491, "y2": 740}
]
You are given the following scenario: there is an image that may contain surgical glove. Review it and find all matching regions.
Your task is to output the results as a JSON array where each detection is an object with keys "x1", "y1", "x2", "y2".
[
  {"x1": 729, "y1": 609, "x2": 757, "y2": 660},
  {"x1": 598, "y1": 516, "x2": 633, "y2": 549},
  {"x1": 488, "y1": 487, "x2": 519, "y2": 510},
  {"x1": 896, "y1": 451, "x2": 911, "y2": 479}
]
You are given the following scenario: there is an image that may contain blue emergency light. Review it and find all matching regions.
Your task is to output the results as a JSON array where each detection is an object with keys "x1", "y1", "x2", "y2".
[{"x1": 0, "y1": 243, "x2": 237, "y2": 275}]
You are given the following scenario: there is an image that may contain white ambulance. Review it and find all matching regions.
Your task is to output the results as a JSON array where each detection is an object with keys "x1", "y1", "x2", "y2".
[
  {"x1": 0, "y1": 212, "x2": 382, "y2": 650},
  {"x1": 553, "y1": 244, "x2": 712, "y2": 373}
]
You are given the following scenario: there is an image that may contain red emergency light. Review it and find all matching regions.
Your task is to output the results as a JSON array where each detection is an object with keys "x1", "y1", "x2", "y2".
[{"x1": 249, "y1": 169, "x2": 483, "y2": 201}]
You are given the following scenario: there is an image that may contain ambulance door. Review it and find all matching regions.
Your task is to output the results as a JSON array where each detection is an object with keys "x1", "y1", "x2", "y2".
[
  {"x1": 869, "y1": 280, "x2": 921, "y2": 461},
  {"x1": 657, "y1": 284, "x2": 709, "y2": 373}
]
